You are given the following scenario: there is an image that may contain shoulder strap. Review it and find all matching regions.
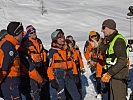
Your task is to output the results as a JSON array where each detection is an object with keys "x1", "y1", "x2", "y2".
[
  {"x1": 56, "y1": 50, "x2": 65, "y2": 61},
  {"x1": 0, "y1": 39, "x2": 6, "y2": 48},
  {"x1": 84, "y1": 41, "x2": 89, "y2": 53},
  {"x1": 0, "y1": 39, "x2": 7, "y2": 69},
  {"x1": 0, "y1": 30, "x2": 7, "y2": 40},
  {"x1": 56, "y1": 50, "x2": 69, "y2": 69},
  {"x1": 26, "y1": 39, "x2": 41, "y2": 54}
]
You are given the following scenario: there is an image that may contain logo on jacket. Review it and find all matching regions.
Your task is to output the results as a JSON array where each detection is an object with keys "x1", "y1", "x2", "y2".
[{"x1": 9, "y1": 51, "x2": 14, "y2": 56}]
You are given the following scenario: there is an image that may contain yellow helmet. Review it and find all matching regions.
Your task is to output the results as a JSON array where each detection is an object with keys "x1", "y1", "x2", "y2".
[{"x1": 89, "y1": 31, "x2": 97, "y2": 37}]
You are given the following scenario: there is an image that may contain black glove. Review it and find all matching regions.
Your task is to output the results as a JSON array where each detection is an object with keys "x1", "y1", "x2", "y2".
[
  {"x1": 101, "y1": 81, "x2": 109, "y2": 94},
  {"x1": 81, "y1": 68, "x2": 85, "y2": 74},
  {"x1": 87, "y1": 60, "x2": 90, "y2": 65},
  {"x1": 38, "y1": 79, "x2": 48, "y2": 88},
  {"x1": 96, "y1": 77, "x2": 101, "y2": 83},
  {"x1": 51, "y1": 79, "x2": 59, "y2": 91},
  {"x1": 96, "y1": 77, "x2": 101, "y2": 94},
  {"x1": 73, "y1": 74, "x2": 80, "y2": 85},
  {"x1": 40, "y1": 78, "x2": 47, "y2": 87}
]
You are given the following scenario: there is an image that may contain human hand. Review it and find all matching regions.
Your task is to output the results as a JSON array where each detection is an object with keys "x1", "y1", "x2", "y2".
[
  {"x1": 81, "y1": 68, "x2": 85, "y2": 74},
  {"x1": 87, "y1": 60, "x2": 90, "y2": 65},
  {"x1": 51, "y1": 79, "x2": 59, "y2": 91},
  {"x1": 39, "y1": 78, "x2": 47, "y2": 88},
  {"x1": 101, "y1": 73, "x2": 111, "y2": 82}
]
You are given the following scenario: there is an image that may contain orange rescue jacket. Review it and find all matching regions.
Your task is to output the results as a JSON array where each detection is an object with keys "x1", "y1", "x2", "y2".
[
  {"x1": 0, "y1": 34, "x2": 20, "y2": 83},
  {"x1": 47, "y1": 46, "x2": 78, "y2": 80},
  {"x1": 20, "y1": 37, "x2": 46, "y2": 84}
]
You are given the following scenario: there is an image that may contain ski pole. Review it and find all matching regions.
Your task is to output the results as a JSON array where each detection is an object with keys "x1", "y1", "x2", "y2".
[{"x1": 57, "y1": 88, "x2": 64, "y2": 95}]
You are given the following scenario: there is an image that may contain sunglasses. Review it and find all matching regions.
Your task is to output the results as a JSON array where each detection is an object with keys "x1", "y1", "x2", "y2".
[
  {"x1": 90, "y1": 35, "x2": 97, "y2": 38},
  {"x1": 102, "y1": 26, "x2": 106, "y2": 30},
  {"x1": 29, "y1": 31, "x2": 35, "y2": 34},
  {"x1": 57, "y1": 36, "x2": 65, "y2": 40},
  {"x1": 57, "y1": 33, "x2": 63, "y2": 37},
  {"x1": 56, "y1": 33, "x2": 65, "y2": 39}
]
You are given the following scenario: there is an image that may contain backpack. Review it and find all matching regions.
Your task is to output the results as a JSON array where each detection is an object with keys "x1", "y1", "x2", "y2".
[
  {"x1": 0, "y1": 29, "x2": 7, "y2": 68},
  {"x1": 0, "y1": 29, "x2": 7, "y2": 40}
]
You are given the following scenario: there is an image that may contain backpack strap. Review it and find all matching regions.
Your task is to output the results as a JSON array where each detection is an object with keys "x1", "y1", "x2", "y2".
[
  {"x1": 56, "y1": 50, "x2": 69, "y2": 69},
  {"x1": 0, "y1": 39, "x2": 7, "y2": 69}
]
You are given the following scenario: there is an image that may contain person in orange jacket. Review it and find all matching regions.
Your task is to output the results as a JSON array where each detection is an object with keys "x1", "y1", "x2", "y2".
[
  {"x1": 0, "y1": 29, "x2": 8, "y2": 98},
  {"x1": 84, "y1": 31, "x2": 100, "y2": 77},
  {"x1": 84, "y1": 31, "x2": 105, "y2": 98},
  {"x1": 94, "y1": 47, "x2": 107, "y2": 98},
  {"x1": 66, "y1": 35, "x2": 85, "y2": 73},
  {"x1": 0, "y1": 22, "x2": 24, "y2": 100},
  {"x1": 66, "y1": 35, "x2": 85, "y2": 99},
  {"x1": 19, "y1": 25, "x2": 49, "y2": 100},
  {"x1": 47, "y1": 29, "x2": 81, "y2": 100}
]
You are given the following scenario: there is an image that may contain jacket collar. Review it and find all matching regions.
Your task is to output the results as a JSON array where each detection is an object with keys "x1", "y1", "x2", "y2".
[
  {"x1": 5, "y1": 34, "x2": 20, "y2": 46},
  {"x1": 106, "y1": 30, "x2": 118, "y2": 43}
]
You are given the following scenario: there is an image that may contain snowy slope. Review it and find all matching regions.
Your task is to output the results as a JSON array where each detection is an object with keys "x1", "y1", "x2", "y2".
[
  {"x1": 0, "y1": 0, "x2": 133, "y2": 46},
  {"x1": 0, "y1": 0, "x2": 133, "y2": 100}
]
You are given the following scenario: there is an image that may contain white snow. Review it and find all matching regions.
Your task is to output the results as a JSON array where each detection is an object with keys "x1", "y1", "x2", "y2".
[{"x1": 0, "y1": 0, "x2": 133, "y2": 99}]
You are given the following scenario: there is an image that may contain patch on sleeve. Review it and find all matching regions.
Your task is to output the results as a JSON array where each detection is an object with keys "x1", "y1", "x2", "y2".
[{"x1": 9, "y1": 51, "x2": 14, "y2": 56}]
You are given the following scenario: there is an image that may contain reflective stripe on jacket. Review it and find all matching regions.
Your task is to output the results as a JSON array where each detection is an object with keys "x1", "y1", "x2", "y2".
[{"x1": 104, "y1": 33, "x2": 129, "y2": 69}]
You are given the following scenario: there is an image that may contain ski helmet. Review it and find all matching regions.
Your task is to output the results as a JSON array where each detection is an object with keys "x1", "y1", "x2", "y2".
[
  {"x1": 89, "y1": 31, "x2": 97, "y2": 37},
  {"x1": 51, "y1": 30, "x2": 60, "y2": 40},
  {"x1": 56, "y1": 29, "x2": 64, "y2": 35},
  {"x1": 7, "y1": 22, "x2": 23, "y2": 36}
]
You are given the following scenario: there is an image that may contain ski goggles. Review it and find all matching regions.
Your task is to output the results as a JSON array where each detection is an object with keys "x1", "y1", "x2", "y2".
[
  {"x1": 29, "y1": 31, "x2": 36, "y2": 34},
  {"x1": 14, "y1": 22, "x2": 23, "y2": 36},
  {"x1": 27, "y1": 27, "x2": 36, "y2": 35},
  {"x1": 90, "y1": 35, "x2": 97, "y2": 38}
]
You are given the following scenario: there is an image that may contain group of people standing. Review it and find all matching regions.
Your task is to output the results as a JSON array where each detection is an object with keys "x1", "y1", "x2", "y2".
[
  {"x1": 84, "y1": 19, "x2": 130, "y2": 100},
  {"x1": 0, "y1": 18, "x2": 131, "y2": 100},
  {"x1": 0, "y1": 22, "x2": 50, "y2": 100},
  {"x1": 0, "y1": 21, "x2": 85, "y2": 100}
]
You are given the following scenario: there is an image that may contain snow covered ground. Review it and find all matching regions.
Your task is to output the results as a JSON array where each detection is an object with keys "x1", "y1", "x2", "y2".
[{"x1": 0, "y1": 0, "x2": 133, "y2": 99}]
